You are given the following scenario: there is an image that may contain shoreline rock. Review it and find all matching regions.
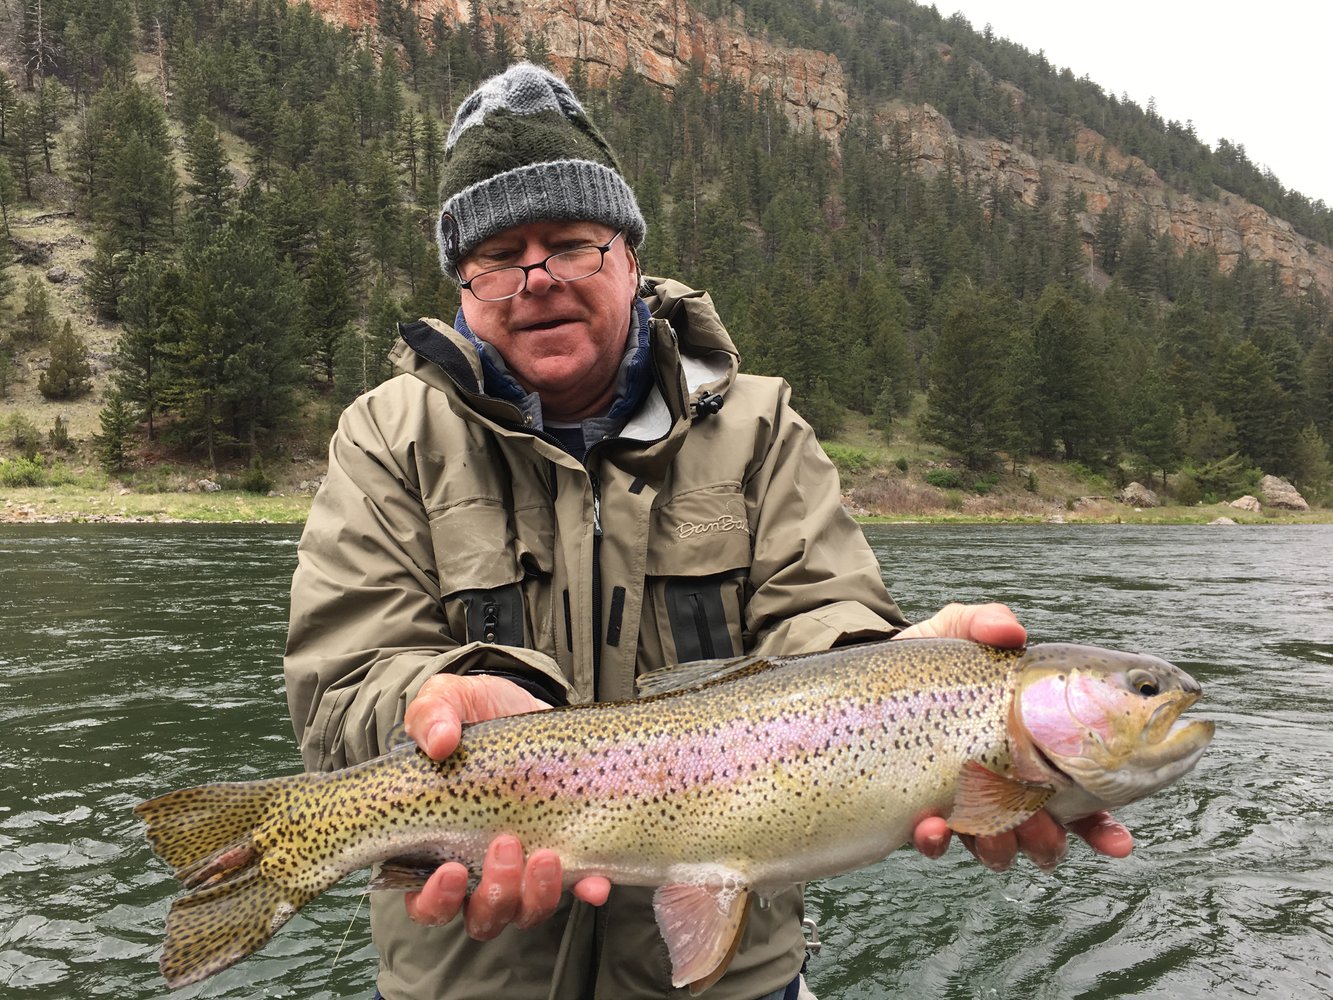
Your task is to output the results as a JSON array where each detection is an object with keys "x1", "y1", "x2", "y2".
[{"x1": 1259, "y1": 475, "x2": 1309, "y2": 511}]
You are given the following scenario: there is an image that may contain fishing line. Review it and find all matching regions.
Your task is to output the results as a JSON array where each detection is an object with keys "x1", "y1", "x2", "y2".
[{"x1": 329, "y1": 882, "x2": 370, "y2": 984}]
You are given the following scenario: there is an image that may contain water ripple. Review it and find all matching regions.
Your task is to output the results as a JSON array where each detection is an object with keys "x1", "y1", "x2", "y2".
[{"x1": 3, "y1": 523, "x2": 1332, "y2": 998}]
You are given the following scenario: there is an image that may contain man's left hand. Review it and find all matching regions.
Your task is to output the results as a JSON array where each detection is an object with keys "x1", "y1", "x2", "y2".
[{"x1": 896, "y1": 602, "x2": 1134, "y2": 870}]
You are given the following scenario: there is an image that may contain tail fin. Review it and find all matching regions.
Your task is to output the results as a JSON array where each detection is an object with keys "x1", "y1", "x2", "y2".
[{"x1": 135, "y1": 778, "x2": 321, "y2": 988}]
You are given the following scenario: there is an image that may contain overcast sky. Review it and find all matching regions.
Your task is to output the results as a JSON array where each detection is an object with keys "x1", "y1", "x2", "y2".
[{"x1": 939, "y1": 1, "x2": 1333, "y2": 206}]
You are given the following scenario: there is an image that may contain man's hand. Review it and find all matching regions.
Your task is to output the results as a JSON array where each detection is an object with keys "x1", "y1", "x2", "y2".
[
  {"x1": 892, "y1": 601, "x2": 1027, "y2": 648},
  {"x1": 401, "y1": 674, "x2": 612, "y2": 935},
  {"x1": 897, "y1": 603, "x2": 1134, "y2": 870}
]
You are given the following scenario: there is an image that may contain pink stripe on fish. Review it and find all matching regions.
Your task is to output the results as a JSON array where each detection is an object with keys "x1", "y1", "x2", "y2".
[{"x1": 512, "y1": 692, "x2": 950, "y2": 799}]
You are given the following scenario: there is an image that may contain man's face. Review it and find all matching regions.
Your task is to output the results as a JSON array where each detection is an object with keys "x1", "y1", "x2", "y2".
[{"x1": 458, "y1": 220, "x2": 639, "y2": 423}]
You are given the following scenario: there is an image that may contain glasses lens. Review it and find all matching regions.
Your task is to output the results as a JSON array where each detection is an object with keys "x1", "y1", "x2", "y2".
[
  {"x1": 468, "y1": 267, "x2": 524, "y2": 301},
  {"x1": 546, "y1": 246, "x2": 605, "y2": 282}
]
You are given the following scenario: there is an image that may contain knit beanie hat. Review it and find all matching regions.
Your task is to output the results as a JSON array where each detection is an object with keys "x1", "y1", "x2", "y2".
[{"x1": 436, "y1": 62, "x2": 646, "y2": 273}]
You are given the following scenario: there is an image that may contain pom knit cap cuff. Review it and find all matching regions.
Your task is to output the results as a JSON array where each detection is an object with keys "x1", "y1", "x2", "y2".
[{"x1": 438, "y1": 159, "x2": 645, "y2": 273}]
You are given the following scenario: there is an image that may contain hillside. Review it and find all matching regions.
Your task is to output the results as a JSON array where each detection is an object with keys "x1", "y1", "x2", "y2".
[
  {"x1": 303, "y1": 0, "x2": 1333, "y2": 299},
  {"x1": 0, "y1": 0, "x2": 1330, "y2": 514}
]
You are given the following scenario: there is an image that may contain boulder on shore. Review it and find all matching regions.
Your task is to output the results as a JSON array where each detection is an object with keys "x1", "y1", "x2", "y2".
[
  {"x1": 1230, "y1": 495, "x2": 1262, "y2": 512},
  {"x1": 1117, "y1": 481, "x2": 1160, "y2": 508},
  {"x1": 1259, "y1": 475, "x2": 1309, "y2": 511}
]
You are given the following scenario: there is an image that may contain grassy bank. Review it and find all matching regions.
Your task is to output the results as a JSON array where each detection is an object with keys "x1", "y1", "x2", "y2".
[
  {"x1": 3, "y1": 404, "x2": 1328, "y2": 526},
  {"x1": 2, "y1": 482, "x2": 313, "y2": 524},
  {"x1": 3, "y1": 477, "x2": 1328, "y2": 527}
]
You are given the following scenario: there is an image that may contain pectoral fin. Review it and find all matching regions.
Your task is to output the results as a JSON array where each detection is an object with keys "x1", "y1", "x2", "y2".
[
  {"x1": 947, "y1": 760, "x2": 1053, "y2": 836},
  {"x1": 367, "y1": 859, "x2": 438, "y2": 892},
  {"x1": 652, "y1": 876, "x2": 751, "y2": 995},
  {"x1": 367, "y1": 851, "x2": 474, "y2": 892}
]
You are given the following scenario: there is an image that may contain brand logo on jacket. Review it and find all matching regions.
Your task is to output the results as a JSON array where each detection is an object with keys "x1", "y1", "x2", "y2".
[{"x1": 676, "y1": 513, "x2": 749, "y2": 540}]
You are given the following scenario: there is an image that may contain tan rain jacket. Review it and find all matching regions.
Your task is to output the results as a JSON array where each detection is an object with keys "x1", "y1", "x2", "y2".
[{"x1": 285, "y1": 277, "x2": 908, "y2": 1000}]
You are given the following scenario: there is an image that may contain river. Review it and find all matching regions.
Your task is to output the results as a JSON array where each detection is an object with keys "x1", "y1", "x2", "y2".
[{"x1": 1, "y1": 522, "x2": 1330, "y2": 999}]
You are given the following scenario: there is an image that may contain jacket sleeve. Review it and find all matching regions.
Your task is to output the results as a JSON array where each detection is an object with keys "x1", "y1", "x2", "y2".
[
  {"x1": 284, "y1": 397, "x2": 571, "y2": 772},
  {"x1": 741, "y1": 380, "x2": 910, "y2": 656}
]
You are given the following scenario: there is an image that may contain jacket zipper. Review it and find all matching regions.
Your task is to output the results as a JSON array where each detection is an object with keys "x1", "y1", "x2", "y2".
[
  {"x1": 688, "y1": 592, "x2": 715, "y2": 659},
  {"x1": 589, "y1": 471, "x2": 604, "y2": 695}
]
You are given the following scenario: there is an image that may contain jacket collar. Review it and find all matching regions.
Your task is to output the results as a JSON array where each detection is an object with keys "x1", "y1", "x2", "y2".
[{"x1": 391, "y1": 277, "x2": 737, "y2": 472}]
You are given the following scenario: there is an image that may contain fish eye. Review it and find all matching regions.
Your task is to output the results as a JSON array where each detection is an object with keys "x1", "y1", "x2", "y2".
[{"x1": 1128, "y1": 669, "x2": 1160, "y2": 697}]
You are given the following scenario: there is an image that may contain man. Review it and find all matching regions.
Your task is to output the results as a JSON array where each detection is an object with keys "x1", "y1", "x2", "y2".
[{"x1": 285, "y1": 63, "x2": 1129, "y2": 1000}]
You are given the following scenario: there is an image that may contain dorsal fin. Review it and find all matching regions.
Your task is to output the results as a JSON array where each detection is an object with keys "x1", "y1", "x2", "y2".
[{"x1": 634, "y1": 653, "x2": 767, "y2": 698}]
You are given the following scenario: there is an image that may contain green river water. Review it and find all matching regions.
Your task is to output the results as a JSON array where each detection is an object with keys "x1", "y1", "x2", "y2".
[{"x1": 1, "y1": 522, "x2": 1330, "y2": 999}]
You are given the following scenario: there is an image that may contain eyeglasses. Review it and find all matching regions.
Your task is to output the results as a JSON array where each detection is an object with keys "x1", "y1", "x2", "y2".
[{"x1": 457, "y1": 231, "x2": 626, "y2": 302}]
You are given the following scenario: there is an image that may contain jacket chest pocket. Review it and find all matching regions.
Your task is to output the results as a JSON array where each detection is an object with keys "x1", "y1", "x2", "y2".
[
  {"x1": 643, "y1": 484, "x2": 753, "y2": 664},
  {"x1": 428, "y1": 499, "x2": 555, "y2": 651}
]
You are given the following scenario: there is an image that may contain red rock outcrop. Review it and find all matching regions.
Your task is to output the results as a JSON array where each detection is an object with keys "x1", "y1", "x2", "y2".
[
  {"x1": 879, "y1": 103, "x2": 1333, "y2": 296},
  {"x1": 303, "y1": 0, "x2": 849, "y2": 143}
]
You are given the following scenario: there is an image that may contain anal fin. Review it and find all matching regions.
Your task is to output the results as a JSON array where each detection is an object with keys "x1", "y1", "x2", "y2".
[
  {"x1": 947, "y1": 760, "x2": 1053, "y2": 836},
  {"x1": 652, "y1": 874, "x2": 751, "y2": 995}
]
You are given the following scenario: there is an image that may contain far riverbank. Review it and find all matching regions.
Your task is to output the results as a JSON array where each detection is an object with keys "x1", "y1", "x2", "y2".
[{"x1": 3, "y1": 484, "x2": 1329, "y2": 526}]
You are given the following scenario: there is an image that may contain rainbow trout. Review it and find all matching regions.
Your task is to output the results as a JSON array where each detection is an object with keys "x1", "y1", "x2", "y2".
[{"x1": 135, "y1": 638, "x2": 1214, "y2": 992}]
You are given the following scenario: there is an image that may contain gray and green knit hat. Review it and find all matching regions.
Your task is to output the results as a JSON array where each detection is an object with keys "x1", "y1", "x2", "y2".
[{"x1": 436, "y1": 62, "x2": 646, "y2": 273}]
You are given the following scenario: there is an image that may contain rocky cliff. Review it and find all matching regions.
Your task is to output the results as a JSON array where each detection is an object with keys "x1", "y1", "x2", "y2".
[
  {"x1": 307, "y1": 0, "x2": 849, "y2": 139},
  {"x1": 304, "y1": 0, "x2": 1333, "y2": 298},
  {"x1": 883, "y1": 103, "x2": 1333, "y2": 296}
]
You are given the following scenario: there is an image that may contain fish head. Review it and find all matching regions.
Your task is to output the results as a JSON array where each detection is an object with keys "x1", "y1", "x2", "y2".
[{"x1": 1010, "y1": 644, "x2": 1215, "y2": 820}]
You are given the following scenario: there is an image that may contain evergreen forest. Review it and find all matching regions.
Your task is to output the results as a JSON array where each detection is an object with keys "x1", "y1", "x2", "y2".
[{"x1": 0, "y1": 0, "x2": 1330, "y2": 506}]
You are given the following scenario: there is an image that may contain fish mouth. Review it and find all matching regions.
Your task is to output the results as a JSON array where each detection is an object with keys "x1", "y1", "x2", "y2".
[
  {"x1": 1145, "y1": 690, "x2": 1214, "y2": 757},
  {"x1": 1158, "y1": 715, "x2": 1216, "y2": 756}
]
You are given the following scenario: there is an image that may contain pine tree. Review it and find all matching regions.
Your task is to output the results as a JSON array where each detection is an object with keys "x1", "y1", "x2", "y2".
[
  {"x1": 419, "y1": 113, "x2": 444, "y2": 203},
  {"x1": 75, "y1": 85, "x2": 176, "y2": 248},
  {"x1": 114, "y1": 254, "x2": 174, "y2": 438},
  {"x1": 85, "y1": 232, "x2": 132, "y2": 320},
  {"x1": 302, "y1": 239, "x2": 356, "y2": 383},
  {"x1": 1094, "y1": 198, "x2": 1125, "y2": 273},
  {"x1": 396, "y1": 108, "x2": 422, "y2": 192},
  {"x1": 377, "y1": 56, "x2": 404, "y2": 140},
  {"x1": 922, "y1": 282, "x2": 1014, "y2": 469},
  {"x1": 363, "y1": 149, "x2": 404, "y2": 279},
  {"x1": 13, "y1": 274, "x2": 57, "y2": 346},
  {"x1": 0, "y1": 236, "x2": 15, "y2": 307},
  {"x1": 0, "y1": 70, "x2": 16, "y2": 142},
  {"x1": 1215, "y1": 339, "x2": 1298, "y2": 473},
  {"x1": 1306, "y1": 333, "x2": 1333, "y2": 443},
  {"x1": 34, "y1": 77, "x2": 70, "y2": 173},
  {"x1": 1288, "y1": 423, "x2": 1331, "y2": 500},
  {"x1": 94, "y1": 388, "x2": 137, "y2": 473},
  {"x1": 7, "y1": 101, "x2": 42, "y2": 198},
  {"x1": 1118, "y1": 216, "x2": 1160, "y2": 300},
  {"x1": 182, "y1": 116, "x2": 236, "y2": 229},
  {"x1": 0, "y1": 158, "x2": 19, "y2": 236},
  {"x1": 169, "y1": 210, "x2": 304, "y2": 463},
  {"x1": 334, "y1": 277, "x2": 402, "y2": 406},
  {"x1": 1126, "y1": 365, "x2": 1181, "y2": 488},
  {"x1": 106, "y1": 130, "x2": 178, "y2": 253},
  {"x1": 48, "y1": 413, "x2": 72, "y2": 451},
  {"x1": 846, "y1": 267, "x2": 913, "y2": 414},
  {"x1": 1029, "y1": 286, "x2": 1106, "y2": 460},
  {"x1": 1177, "y1": 401, "x2": 1238, "y2": 466},
  {"x1": 38, "y1": 320, "x2": 94, "y2": 400},
  {"x1": 0, "y1": 338, "x2": 15, "y2": 399}
]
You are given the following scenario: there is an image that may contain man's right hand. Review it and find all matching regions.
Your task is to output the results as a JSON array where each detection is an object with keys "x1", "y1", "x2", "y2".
[{"x1": 401, "y1": 674, "x2": 612, "y2": 937}]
